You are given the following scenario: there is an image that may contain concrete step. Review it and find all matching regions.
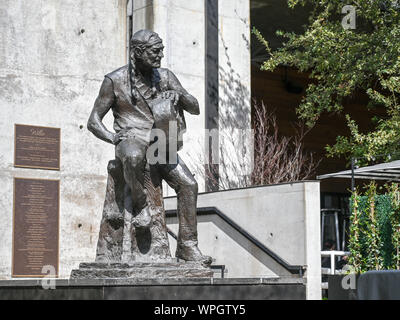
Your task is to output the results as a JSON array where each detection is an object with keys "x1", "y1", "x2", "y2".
[{"x1": 0, "y1": 277, "x2": 306, "y2": 300}]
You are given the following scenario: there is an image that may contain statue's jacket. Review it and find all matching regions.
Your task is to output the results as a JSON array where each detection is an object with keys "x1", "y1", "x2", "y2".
[{"x1": 105, "y1": 64, "x2": 186, "y2": 150}]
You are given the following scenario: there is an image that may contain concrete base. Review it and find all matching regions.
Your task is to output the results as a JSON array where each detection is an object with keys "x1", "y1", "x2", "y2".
[{"x1": 0, "y1": 278, "x2": 306, "y2": 300}]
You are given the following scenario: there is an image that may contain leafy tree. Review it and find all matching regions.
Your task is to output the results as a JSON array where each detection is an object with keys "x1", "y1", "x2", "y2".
[{"x1": 253, "y1": 0, "x2": 400, "y2": 165}]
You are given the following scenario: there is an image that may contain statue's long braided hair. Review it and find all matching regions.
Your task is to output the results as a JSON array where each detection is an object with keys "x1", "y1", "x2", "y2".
[{"x1": 129, "y1": 30, "x2": 162, "y2": 102}]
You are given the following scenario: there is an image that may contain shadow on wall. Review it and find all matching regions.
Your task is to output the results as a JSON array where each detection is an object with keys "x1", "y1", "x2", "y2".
[
  {"x1": 217, "y1": 29, "x2": 253, "y2": 189},
  {"x1": 189, "y1": 23, "x2": 253, "y2": 190},
  {"x1": 190, "y1": 19, "x2": 320, "y2": 190}
]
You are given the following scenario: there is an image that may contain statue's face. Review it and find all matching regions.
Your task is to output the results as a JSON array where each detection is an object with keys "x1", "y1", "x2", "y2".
[{"x1": 136, "y1": 42, "x2": 164, "y2": 69}]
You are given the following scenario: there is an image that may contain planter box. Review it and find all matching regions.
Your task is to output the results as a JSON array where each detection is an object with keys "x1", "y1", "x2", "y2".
[
  {"x1": 328, "y1": 275, "x2": 358, "y2": 300},
  {"x1": 328, "y1": 271, "x2": 400, "y2": 300}
]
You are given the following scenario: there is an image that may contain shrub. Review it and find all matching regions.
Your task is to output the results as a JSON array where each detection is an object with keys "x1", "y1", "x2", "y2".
[{"x1": 349, "y1": 182, "x2": 400, "y2": 272}]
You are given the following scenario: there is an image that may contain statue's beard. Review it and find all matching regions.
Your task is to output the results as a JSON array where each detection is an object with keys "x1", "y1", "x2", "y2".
[{"x1": 131, "y1": 55, "x2": 160, "y2": 72}]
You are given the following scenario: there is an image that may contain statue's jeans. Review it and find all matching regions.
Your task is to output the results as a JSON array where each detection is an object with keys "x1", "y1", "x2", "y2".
[{"x1": 115, "y1": 136, "x2": 199, "y2": 246}]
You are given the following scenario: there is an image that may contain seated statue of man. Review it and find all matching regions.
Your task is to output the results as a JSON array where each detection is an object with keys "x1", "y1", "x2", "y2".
[{"x1": 87, "y1": 29, "x2": 211, "y2": 265}]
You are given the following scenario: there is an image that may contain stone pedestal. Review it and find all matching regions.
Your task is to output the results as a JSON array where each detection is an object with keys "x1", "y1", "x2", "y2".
[
  {"x1": 95, "y1": 159, "x2": 171, "y2": 263},
  {"x1": 70, "y1": 261, "x2": 214, "y2": 279}
]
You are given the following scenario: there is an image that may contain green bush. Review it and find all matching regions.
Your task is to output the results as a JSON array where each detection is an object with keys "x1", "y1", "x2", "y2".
[{"x1": 349, "y1": 182, "x2": 400, "y2": 273}]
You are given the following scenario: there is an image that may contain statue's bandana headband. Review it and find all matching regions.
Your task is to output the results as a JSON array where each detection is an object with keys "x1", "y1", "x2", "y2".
[
  {"x1": 146, "y1": 36, "x2": 163, "y2": 47},
  {"x1": 131, "y1": 35, "x2": 163, "y2": 49}
]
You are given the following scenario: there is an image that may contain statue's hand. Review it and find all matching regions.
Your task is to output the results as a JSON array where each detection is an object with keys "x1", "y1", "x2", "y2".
[
  {"x1": 160, "y1": 90, "x2": 180, "y2": 107},
  {"x1": 112, "y1": 129, "x2": 131, "y2": 145}
]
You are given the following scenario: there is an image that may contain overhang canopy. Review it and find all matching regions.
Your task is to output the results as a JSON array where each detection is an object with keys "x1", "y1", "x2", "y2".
[{"x1": 317, "y1": 160, "x2": 400, "y2": 182}]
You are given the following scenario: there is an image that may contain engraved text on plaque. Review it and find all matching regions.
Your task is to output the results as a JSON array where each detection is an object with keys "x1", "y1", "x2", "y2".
[{"x1": 13, "y1": 178, "x2": 59, "y2": 277}]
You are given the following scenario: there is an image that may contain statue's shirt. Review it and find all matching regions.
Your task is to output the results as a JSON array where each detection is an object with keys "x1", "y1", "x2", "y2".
[{"x1": 105, "y1": 65, "x2": 186, "y2": 149}]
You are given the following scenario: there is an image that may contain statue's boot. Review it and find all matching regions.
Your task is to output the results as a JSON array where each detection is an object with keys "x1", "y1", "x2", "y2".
[
  {"x1": 176, "y1": 241, "x2": 212, "y2": 266},
  {"x1": 132, "y1": 205, "x2": 153, "y2": 229}
]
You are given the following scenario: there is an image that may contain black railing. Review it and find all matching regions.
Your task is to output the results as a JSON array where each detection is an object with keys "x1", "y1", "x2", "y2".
[{"x1": 165, "y1": 207, "x2": 304, "y2": 275}]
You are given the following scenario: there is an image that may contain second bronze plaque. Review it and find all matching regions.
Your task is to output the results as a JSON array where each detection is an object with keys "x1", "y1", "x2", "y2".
[{"x1": 12, "y1": 178, "x2": 59, "y2": 277}]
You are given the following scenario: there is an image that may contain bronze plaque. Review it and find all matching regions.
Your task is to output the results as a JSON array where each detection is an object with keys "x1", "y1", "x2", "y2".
[
  {"x1": 14, "y1": 124, "x2": 61, "y2": 170},
  {"x1": 12, "y1": 178, "x2": 59, "y2": 277}
]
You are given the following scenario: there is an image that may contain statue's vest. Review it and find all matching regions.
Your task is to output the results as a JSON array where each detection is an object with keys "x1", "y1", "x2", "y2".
[{"x1": 105, "y1": 65, "x2": 186, "y2": 150}]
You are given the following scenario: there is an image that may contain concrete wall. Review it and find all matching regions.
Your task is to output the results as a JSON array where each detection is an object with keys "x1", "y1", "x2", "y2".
[
  {"x1": 164, "y1": 181, "x2": 322, "y2": 300},
  {"x1": 0, "y1": 0, "x2": 127, "y2": 279}
]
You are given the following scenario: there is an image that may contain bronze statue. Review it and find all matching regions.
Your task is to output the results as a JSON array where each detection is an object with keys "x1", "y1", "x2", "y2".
[{"x1": 86, "y1": 29, "x2": 212, "y2": 267}]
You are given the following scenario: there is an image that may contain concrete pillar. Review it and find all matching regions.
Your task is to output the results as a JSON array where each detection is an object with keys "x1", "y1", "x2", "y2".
[
  {"x1": 304, "y1": 182, "x2": 322, "y2": 300},
  {"x1": 217, "y1": 0, "x2": 252, "y2": 190},
  {"x1": 132, "y1": 0, "x2": 154, "y2": 32}
]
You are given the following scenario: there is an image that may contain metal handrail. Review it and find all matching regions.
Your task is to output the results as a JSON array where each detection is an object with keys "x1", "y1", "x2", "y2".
[
  {"x1": 210, "y1": 265, "x2": 226, "y2": 278},
  {"x1": 321, "y1": 250, "x2": 350, "y2": 275},
  {"x1": 166, "y1": 207, "x2": 305, "y2": 275}
]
